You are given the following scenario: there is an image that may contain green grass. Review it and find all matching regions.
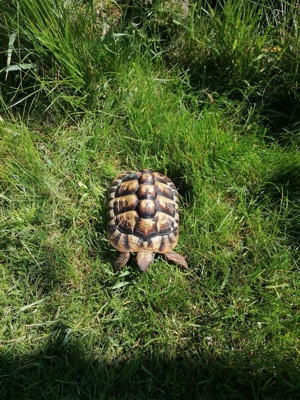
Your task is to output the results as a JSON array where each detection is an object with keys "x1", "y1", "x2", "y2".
[{"x1": 1, "y1": 1, "x2": 300, "y2": 399}]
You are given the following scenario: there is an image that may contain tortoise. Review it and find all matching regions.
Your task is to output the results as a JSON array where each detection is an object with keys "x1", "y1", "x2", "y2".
[{"x1": 107, "y1": 169, "x2": 187, "y2": 272}]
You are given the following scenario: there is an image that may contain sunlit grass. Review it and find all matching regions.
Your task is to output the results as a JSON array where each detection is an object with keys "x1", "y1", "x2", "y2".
[{"x1": 1, "y1": 1, "x2": 300, "y2": 399}]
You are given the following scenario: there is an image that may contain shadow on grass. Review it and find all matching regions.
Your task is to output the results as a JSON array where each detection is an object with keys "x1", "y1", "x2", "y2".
[
  {"x1": 262, "y1": 163, "x2": 300, "y2": 248},
  {"x1": 166, "y1": 163, "x2": 196, "y2": 206},
  {"x1": 264, "y1": 163, "x2": 300, "y2": 202},
  {"x1": 260, "y1": 91, "x2": 300, "y2": 145},
  {"x1": 1, "y1": 324, "x2": 299, "y2": 400}
]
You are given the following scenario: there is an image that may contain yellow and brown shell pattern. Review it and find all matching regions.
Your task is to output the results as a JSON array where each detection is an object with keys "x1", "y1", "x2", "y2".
[{"x1": 107, "y1": 169, "x2": 187, "y2": 271}]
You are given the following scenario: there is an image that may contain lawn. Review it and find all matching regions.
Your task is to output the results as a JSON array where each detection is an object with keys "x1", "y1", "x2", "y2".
[{"x1": 1, "y1": 1, "x2": 300, "y2": 399}]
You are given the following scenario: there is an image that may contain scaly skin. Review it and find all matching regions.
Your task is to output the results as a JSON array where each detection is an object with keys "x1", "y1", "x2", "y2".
[
  {"x1": 115, "y1": 250, "x2": 188, "y2": 272},
  {"x1": 136, "y1": 251, "x2": 154, "y2": 272},
  {"x1": 164, "y1": 251, "x2": 188, "y2": 269},
  {"x1": 115, "y1": 252, "x2": 130, "y2": 270}
]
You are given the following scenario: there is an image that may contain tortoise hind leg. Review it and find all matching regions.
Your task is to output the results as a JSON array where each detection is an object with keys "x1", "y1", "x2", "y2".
[
  {"x1": 164, "y1": 251, "x2": 188, "y2": 269},
  {"x1": 115, "y1": 252, "x2": 130, "y2": 270}
]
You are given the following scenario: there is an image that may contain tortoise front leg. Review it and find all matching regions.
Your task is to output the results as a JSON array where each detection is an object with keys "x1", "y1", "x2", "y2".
[
  {"x1": 115, "y1": 252, "x2": 130, "y2": 271},
  {"x1": 164, "y1": 251, "x2": 188, "y2": 269}
]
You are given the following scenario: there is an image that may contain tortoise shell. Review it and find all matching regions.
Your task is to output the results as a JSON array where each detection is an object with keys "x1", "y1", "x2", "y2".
[{"x1": 107, "y1": 169, "x2": 187, "y2": 271}]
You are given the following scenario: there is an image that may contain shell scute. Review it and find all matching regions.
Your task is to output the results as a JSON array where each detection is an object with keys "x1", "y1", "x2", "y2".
[
  {"x1": 115, "y1": 211, "x2": 139, "y2": 234},
  {"x1": 155, "y1": 211, "x2": 174, "y2": 235},
  {"x1": 116, "y1": 180, "x2": 139, "y2": 197},
  {"x1": 113, "y1": 194, "x2": 138, "y2": 214},
  {"x1": 155, "y1": 195, "x2": 176, "y2": 217},
  {"x1": 123, "y1": 171, "x2": 141, "y2": 182},
  {"x1": 138, "y1": 171, "x2": 155, "y2": 185},
  {"x1": 134, "y1": 218, "x2": 158, "y2": 239},
  {"x1": 138, "y1": 199, "x2": 157, "y2": 218},
  {"x1": 156, "y1": 183, "x2": 174, "y2": 200},
  {"x1": 138, "y1": 184, "x2": 157, "y2": 199}
]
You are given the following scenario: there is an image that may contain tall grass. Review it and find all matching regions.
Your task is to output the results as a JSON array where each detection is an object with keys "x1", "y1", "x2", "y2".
[
  {"x1": 1, "y1": 0, "x2": 299, "y2": 121},
  {"x1": 1, "y1": 0, "x2": 122, "y2": 116}
]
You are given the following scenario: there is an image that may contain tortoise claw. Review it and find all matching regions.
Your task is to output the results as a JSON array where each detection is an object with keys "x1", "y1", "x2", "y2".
[
  {"x1": 164, "y1": 251, "x2": 188, "y2": 269},
  {"x1": 115, "y1": 252, "x2": 130, "y2": 271}
]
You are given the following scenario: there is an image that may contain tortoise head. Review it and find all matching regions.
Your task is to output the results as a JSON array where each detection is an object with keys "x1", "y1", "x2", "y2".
[{"x1": 136, "y1": 251, "x2": 154, "y2": 272}]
